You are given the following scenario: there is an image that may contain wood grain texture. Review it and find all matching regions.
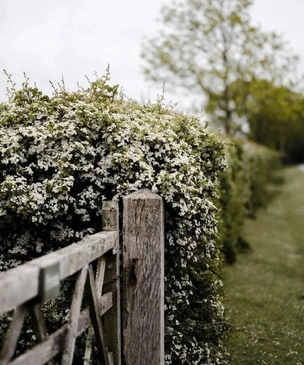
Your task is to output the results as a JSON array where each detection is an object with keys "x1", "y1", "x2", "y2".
[
  {"x1": 29, "y1": 231, "x2": 116, "y2": 280},
  {"x1": 0, "y1": 213, "x2": 119, "y2": 365},
  {"x1": 122, "y1": 189, "x2": 165, "y2": 365},
  {"x1": 38, "y1": 262, "x2": 60, "y2": 303},
  {"x1": 0, "y1": 304, "x2": 28, "y2": 365},
  {"x1": 0, "y1": 266, "x2": 39, "y2": 316},
  {"x1": 83, "y1": 255, "x2": 106, "y2": 364},
  {"x1": 95, "y1": 256, "x2": 106, "y2": 300},
  {"x1": 0, "y1": 231, "x2": 116, "y2": 315},
  {"x1": 7, "y1": 293, "x2": 113, "y2": 365},
  {"x1": 86, "y1": 265, "x2": 109, "y2": 365},
  {"x1": 102, "y1": 201, "x2": 121, "y2": 365},
  {"x1": 29, "y1": 304, "x2": 55, "y2": 365},
  {"x1": 61, "y1": 266, "x2": 88, "y2": 365}
]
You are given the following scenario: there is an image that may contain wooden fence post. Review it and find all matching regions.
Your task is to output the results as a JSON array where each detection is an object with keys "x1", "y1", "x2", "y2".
[
  {"x1": 122, "y1": 189, "x2": 165, "y2": 365},
  {"x1": 102, "y1": 201, "x2": 121, "y2": 365}
]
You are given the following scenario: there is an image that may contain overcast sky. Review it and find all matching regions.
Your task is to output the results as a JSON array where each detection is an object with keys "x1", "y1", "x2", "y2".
[{"x1": 1, "y1": 0, "x2": 304, "y2": 107}]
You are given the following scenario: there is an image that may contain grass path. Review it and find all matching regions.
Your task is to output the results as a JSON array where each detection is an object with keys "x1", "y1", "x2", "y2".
[{"x1": 223, "y1": 167, "x2": 304, "y2": 365}]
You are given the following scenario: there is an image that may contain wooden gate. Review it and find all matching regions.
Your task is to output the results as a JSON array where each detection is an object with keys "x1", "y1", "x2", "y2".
[{"x1": 0, "y1": 189, "x2": 164, "y2": 365}]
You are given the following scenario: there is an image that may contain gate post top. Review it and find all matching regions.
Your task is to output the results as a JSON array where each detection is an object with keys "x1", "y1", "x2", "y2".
[{"x1": 124, "y1": 188, "x2": 162, "y2": 200}]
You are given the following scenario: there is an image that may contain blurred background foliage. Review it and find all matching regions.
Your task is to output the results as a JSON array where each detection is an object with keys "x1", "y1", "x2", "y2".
[{"x1": 141, "y1": 0, "x2": 304, "y2": 163}]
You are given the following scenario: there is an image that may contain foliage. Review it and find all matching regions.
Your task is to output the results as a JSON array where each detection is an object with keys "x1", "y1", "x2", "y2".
[
  {"x1": 219, "y1": 140, "x2": 251, "y2": 264},
  {"x1": 241, "y1": 79, "x2": 304, "y2": 163},
  {"x1": 141, "y1": 0, "x2": 300, "y2": 135},
  {"x1": 219, "y1": 139, "x2": 281, "y2": 264},
  {"x1": 209, "y1": 77, "x2": 304, "y2": 163},
  {"x1": 0, "y1": 76, "x2": 229, "y2": 364}
]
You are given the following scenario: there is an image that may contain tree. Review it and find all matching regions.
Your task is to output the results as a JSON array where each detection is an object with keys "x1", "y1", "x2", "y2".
[
  {"x1": 219, "y1": 77, "x2": 304, "y2": 162},
  {"x1": 243, "y1": 80, "x2": 296, "y2": 152},
  {"x1": 141, "y1": 0, "x2": 300, "y2": 135},
  {"x1": 243, "y1": 79, "x2": 304, "y2": 161}
]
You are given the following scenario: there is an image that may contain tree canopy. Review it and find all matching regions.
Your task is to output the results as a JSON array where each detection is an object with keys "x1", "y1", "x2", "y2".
[
  {"x1": 141, "y1": 0, "x2": 301, "y2": 135},
  {"x1": 244, "y1": 79, "x2": 304, "y2": 161}
]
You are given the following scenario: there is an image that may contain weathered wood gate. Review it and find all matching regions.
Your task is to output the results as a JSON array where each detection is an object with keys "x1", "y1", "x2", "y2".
[{"x1": 0, "y1": 189, "x2": 164, "y2": 365}]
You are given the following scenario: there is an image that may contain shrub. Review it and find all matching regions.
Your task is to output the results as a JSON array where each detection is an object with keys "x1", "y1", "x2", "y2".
[
  {"x1": 219, "y1": 139, "x2": 282, "y2": 264},
  {"x1": 242, "y1": 141, "x2": 282, "y2": 215},
  {"x1": 0, "y1": 76, "x2": 229, "y2": 364}
]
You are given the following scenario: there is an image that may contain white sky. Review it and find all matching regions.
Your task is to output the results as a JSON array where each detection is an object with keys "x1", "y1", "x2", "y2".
[{"x1": 0, "y1": 0, "x2": 304, "y2": 107}]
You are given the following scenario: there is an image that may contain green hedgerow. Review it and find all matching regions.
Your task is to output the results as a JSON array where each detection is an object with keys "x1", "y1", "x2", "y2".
[
  {"x1": 0, "y1": 75, "x2": 229, "y2": 364},
  {"x1": 219, "y1": 139, "x2": 282, "y2": 264}
]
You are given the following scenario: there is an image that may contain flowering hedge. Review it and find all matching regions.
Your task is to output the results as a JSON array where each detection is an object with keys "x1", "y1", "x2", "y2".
[
  {"x1": 0, "y1": 78, "x2": 230, "y2": 364},
  {"x1": 219, "y1": 139, "x2": 281, "y2": 264}
]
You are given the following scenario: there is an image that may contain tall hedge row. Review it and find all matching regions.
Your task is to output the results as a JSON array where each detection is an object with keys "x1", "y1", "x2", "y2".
[
  {"x1": 219, "y1": 139, "x2": 281, "y2": 264},
  {"x1": 0, "y1": 79, "x2": 229, "y2": 364},
  {"x1": 0, "y1": 77, "x2": 281, "y2": 364}
]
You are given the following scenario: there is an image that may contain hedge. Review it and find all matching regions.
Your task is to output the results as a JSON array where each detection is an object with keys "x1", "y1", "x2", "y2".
[
  {"x1": 219, "y1": 139, "x2": 282, "y2": 264},
  {"x1": 0, "y1": 75, "x2": 282, "y2": 363},
  {"x1": 0, "y1": 77, "x2": 229, "y2": 364}
]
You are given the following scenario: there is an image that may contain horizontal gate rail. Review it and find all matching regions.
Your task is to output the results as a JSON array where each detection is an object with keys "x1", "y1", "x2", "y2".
[
  {"x1": 0, "y1": 231, "x2": 117, "y2": 316},
  {"x1": 0, "y1": 201, "x2": 120, "y2": 365}
]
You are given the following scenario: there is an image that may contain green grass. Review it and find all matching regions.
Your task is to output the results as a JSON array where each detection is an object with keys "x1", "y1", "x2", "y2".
[{"x1": 223, "y1": 167, "x2": 304, "y2": 365}]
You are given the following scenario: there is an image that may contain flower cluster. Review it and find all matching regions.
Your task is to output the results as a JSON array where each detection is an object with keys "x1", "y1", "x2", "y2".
[{"x1": 0, "y1": 78, "x2": 228, "y2": 364}]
